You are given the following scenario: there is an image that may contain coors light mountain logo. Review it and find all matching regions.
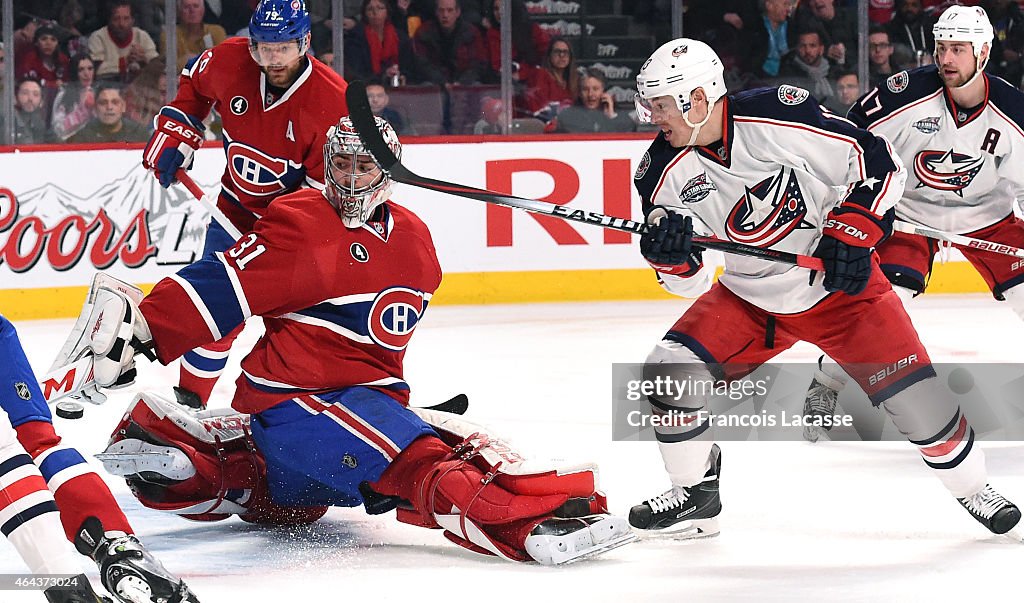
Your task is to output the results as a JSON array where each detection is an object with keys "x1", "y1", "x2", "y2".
[{"x1": 0, "y1": 166, "x2": 211, "y2": 273}]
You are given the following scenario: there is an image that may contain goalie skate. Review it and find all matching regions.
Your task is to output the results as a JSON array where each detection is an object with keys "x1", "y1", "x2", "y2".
[
  {"x1": 957, "y1": 484, "x2": 1022, "y2": 542},
  {"x1": 74, "y1": 517, "x2": 199, "y2": 603},
  {"x1": 96, "y1": 439, "x2": 196, "y2": 482},
  {"x1": 525, "y1": 514, "x2": 635, "y2": 565},
  {"x1": 628, "y1": 444, "x2": 722, "y2": 539}
]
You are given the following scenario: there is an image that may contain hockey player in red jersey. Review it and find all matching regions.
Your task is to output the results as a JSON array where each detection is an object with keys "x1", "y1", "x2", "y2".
[
  {"x1": 627, "y1": 38, "x2": 1020, "y2": 540},
  {"x1": 141, "y1": 0, "x2": 349, "y2": 407},
  {"x1": 67, "y1": 116, "x2": 634, "y2": 564},
  {"x1": 802, "y1": 6, "x2": 1024, "y2": 444},
  {"x1": 1, "y1": 313, "x2": 198, "y2": 603}
]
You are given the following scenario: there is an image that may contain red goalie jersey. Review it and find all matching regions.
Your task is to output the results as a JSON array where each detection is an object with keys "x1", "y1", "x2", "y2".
[{"x1": 172, "y1": 38, "x2": 349, "y2": 232}]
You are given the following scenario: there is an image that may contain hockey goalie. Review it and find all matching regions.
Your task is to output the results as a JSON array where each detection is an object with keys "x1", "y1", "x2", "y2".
[{"x1": 54, "y1": 115, "x2": 634, "y2": 565}]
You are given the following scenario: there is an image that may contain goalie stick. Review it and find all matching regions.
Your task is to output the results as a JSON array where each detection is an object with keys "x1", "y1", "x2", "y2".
[
  {"x1": 893, "y1": 220, "x2": 1024, "y2": 259},
  {"x1": 344, "y1": 80, "x2": 825, "y2": 271}
]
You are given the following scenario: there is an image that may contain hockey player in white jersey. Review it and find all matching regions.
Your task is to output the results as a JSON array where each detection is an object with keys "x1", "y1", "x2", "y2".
[
  {"x1": 628, "y1": 38, "x2": 1021, "y2": 539},
  {"x1": 802, "y1": 6, "x2": 1024, "y2": 445}
]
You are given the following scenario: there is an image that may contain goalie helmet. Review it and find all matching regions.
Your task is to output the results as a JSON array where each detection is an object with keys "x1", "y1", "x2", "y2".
[
  {"x1": 248, "y1": 0, "x2": 311, "y2": 67},
  {"x1": 635, "y1": 39, "x2": 726, "y2": 123},
  {"x1": 323, "y1": 116, "x2": 402, "y2": 229}
]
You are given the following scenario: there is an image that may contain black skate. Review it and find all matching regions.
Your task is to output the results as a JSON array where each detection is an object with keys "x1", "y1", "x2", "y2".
[
  {"x1": 629, "y1": 444, "x2": 722, "y2": 538},
  {"x1": 957, "y1": 484, "x2": 1022, "y2": 539},
  {"x1": 43, "y1": 574, "x2": 111, "y2": 602},
  {"x1": 802, "y1": 359, "x2": 841, "y2": 443},
  {"x1": 74, "y1": 517, "x2": 200, "y2": 603},
  {"x1": 525, "y1": 514, "x2": 636, "y2": 564}
]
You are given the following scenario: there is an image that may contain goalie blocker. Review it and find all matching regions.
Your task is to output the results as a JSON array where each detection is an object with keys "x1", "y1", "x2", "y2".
[{"x1": 99, "y1": 392, "x2": 634, "y2": 564}]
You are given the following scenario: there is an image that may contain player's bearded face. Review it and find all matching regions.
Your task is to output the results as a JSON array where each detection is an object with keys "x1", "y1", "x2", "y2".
[
  {"x1": 936, "y1": 42, "x2": 979, "y2": 87},
  {"x1": 250, "y1": 37, "x2": 307, "y2": 86}
]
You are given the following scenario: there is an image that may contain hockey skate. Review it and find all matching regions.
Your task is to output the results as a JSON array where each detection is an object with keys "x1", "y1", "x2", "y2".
[
  {"x1": 43, "y1": 575, "x2": 111, "y2": 603},
  {"x1": 525, "y1": 514, "x2": 636, "y2": 564},
  {"x1": 74, "y1": 517, "x2": 199, "y2": 603},
  {"x1": 801, "y1": 361, "x2": 842, "y2": 443},
  {"x1": 628, "y1": 444, "x2": 722, "y2": 538},
  {"x1": 957, "y1": 484, "x2": 1022, "y2": 541}
]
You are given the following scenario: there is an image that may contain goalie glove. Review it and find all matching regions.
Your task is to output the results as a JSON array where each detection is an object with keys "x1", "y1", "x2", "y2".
[{"x1": 143, "y1": 106, "x2": 205, "y2": 188}]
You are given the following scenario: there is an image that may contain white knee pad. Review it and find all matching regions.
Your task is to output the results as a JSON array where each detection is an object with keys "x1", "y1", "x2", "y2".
[
  {"x1": 1001, "y1": 285, "x2": 1024, "y2": 321},
  {"x1": 892, "y1": 284, "x2": 915, "y2": 309},
  {"x1": 644, "y1": 340, "x2": 716, "y2": 488}
]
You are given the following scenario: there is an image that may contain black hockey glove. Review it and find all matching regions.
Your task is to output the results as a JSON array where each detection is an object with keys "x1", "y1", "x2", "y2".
[
  {"x1": 812, "y1": 207, "x2": 886, "y2": 296},
  {"x1": 640, "y1": 207, "x2": 704, "y2": 274}
]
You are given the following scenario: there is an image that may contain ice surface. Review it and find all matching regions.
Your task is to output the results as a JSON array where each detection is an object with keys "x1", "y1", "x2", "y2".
[{"x1": 2, "y1": 295, "x2": 1021, "y2": 602}]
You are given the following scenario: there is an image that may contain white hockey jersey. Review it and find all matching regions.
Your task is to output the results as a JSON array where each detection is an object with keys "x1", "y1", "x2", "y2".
[
  {"x1": 848, "y1": 66, "x2": 1024, "y2": 234},
  {"x1": 634, "y1": 86, "x2": 907, "y2": 314}
]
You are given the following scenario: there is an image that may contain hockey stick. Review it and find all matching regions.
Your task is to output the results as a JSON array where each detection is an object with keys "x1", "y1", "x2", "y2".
[
  {"x1": 418, "y1": 393, "x2": 469, "y2": 415},
  {"x1": 893, "y1": 220, "x2": 1024, "y2": 259},
  {"x1": 344, "y1": 81, "x2": 825, "y2": 271},
  {"x1": 176, "y1": 170, "x2": 244, "y2": 240}
]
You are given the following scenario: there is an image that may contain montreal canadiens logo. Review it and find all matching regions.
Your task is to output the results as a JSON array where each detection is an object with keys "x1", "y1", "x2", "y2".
[
  {"x1": 913, "y1": 149, "x2": 984, "y2": 196},
  {"x1": 725, "y1": 168, "x2": 811, "y2": 246},
  {"x1": 226, "y1": 142, "x2": 296, "y2": 196},
  {"x1": 886, "y1": 71, "x2": 909, "y2": 93},
  {"x1": 368, "y1": 287, "x2": 428, "y2": 351},
  {"x1": 777, "y1": 85, "x2": 809, "y2": 105},
  {"x1": 634, "y1": 152, "x2": 651, "y2": 179}
]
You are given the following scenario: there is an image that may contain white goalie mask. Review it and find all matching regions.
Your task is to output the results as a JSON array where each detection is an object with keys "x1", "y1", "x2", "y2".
[
  {"x1": 323, "y1": 116, "x2": 402, "y2": 229},
  {"x1": 933, "y1": 5, "x2": 994, "y2": 88},
  {"x1": 635, "y1": 39, "x2": 726, "y2": 124}
]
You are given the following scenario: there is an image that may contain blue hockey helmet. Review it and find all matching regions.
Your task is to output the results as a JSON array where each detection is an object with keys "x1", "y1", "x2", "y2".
[{"x1": 248, "y1": 0, "x2": 311, "y2": 66}]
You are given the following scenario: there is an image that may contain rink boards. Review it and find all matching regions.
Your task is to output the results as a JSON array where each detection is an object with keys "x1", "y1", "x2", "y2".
[{"x1": 0, "y1": 136, "x2": 987, "y2": 319}]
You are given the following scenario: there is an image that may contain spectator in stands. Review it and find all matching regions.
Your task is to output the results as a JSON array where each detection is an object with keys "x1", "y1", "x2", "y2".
[
  {"x1": 481, "y1": 0, "x2": 548, "y2": 76},
  {"x1": 88, "y1": 0, "x2": 159, "y2": 83},
  {"x1": 366, "y1": 81, "x2": 409, "y2": 134},
  {"x1": 548, "y1": 68, "x2": 635, "y2": 134},
  {"x1": 748, "y1": 0, "x2": 799, "y2": 79},
  {"x1": 344, "y1": 0, "x2": 415, "y2": 85},
  {"x1": 57, "y1": 0, "x2": 98, "y2": 58},
  {"x1": 826, "y1": 69, "x2": 860, "y2": 115},
  {"x1": 203, "y1": 0, "x2": 257, "y2": 35},
  {"x1": 124, "y1": 57, "x2": 168, "y2": 128},
  {"x1": 393, "y1": 0, "x2": 433, "y2": 38},
  {"x1": 51, "y1": 55, "x2": 97, "y2": 141},
  {"x1": 162, "y1": 0, "x2": 228, "y2": 72},
  {"x1": 888, "y1": 0, "x2": 935, "y2": 70},
  {"x1": 869, "y1": 0, "x2": 896, "y2": 26},
  {"x1": 516, "y1": 36, "x2": 578, "y2": 119},
  {"x1": 15, "y1": 23, "x2": 70, "y2": 115},
  {"x1": 473, "y1": 95, "x2": 503, "y2": 134},
  {"x1": 12, "y1": 15, "x2": 39, "y2": 59},
  {"x1": 983, "y1": 0, "x2": 1024, "y2": 86},
  {"x1": 68, "y1": 83, "x2": 149, "y2": 143},
  {"x1": 14, "y1": 78, "x2": 50, "y2": 145},
  {"x1": 868, "y1": 25, "x2": 896, "y2": 87},
  {"x1": 412, "y1": 0, "x2": 490, "y2": 85},
  {"x1": 780, "y1": 28, "x2": 834, "y2": 103},
  {"x1": 796, "y1": 0, "x2": 858, "y2": 71}
]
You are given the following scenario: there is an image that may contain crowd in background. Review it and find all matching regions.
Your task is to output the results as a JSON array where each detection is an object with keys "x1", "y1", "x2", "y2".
[{"x1": 2, "y1": 0, "x2": 1023, "y2": 144}]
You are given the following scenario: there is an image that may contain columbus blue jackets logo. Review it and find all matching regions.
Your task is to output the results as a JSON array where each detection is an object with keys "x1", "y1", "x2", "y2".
[
  {"x1": 777, "y1": 85, "x2": 809, "y2": 105},
  {"x1": 912, "y1": 116, "x2": 940, "y2": 134},
  {"x1": 913, "y1": 149, "x2": 984, "y2": 195},
  {"x1": 725, "y1": 168, "x2": 812, "y2": 246},
  {"x1": 226, "y1": 142, "x2": 304, "y2": 197},
  {"x1": 368, "y1": 287, "x2": 429, "y2": 351},
  {"x1": 679, "y1": 172, "x2": 716, "y2": 204},
  {"x1": 886, "y1": 71, "x2": 909, "y2": 93},
  {"x1": 672, "y1": 45, "x2": 688, "y2": 57}
]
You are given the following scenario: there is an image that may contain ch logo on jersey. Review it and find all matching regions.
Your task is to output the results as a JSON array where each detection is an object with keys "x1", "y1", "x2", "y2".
[
  {"x1": 14, "y1": 382, "x2": 31, "y2": 401},
  {"x1": 913, "y1": 149, "x2": 984, "y2": 195},
  {"x1": 679, "y1": 172, "x2": 717, "y2": 204},
  {"x1": 886, "y1": 71, "x2": 909, "y2": 93},
  {"x1": 913, "y1": 116, "x2": 940, "y2": 134},
  {"x1": 777, "y1": 85, "x2": 809, "y2": 105},
  {"x1": 229, "y1": 96, "x2": 248, "y2": 115},
  {"x1": 725, "y1": 168, "x2": 812, "y2": 246},
  {"x1": 368, "y1": 287, "x2": 428, "y2": 351},
  {"x1": 226, "y1": 142, "x2": 302, "y2": 196}
]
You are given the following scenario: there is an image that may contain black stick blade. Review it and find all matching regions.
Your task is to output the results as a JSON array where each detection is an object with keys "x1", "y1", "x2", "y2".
[{"x1": 345, "y1": 80, "x2": 400, "y2": 172}]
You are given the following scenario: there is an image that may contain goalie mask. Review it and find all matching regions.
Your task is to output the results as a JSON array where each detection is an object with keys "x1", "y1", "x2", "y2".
[{"x1": 323, "y1": 116, "x2": 402, "y2": 228}]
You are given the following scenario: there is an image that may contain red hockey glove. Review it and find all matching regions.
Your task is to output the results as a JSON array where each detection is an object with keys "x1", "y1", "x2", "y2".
[
  {"x1": 143, "y1": 107, "x2": 205, "y2": 188},
  {"x1": 640, "y1": 207, "x2": 704, "y2": 276},
  {"x1": 813, "y1": 207, "x2": 886, "y2": 296}
]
